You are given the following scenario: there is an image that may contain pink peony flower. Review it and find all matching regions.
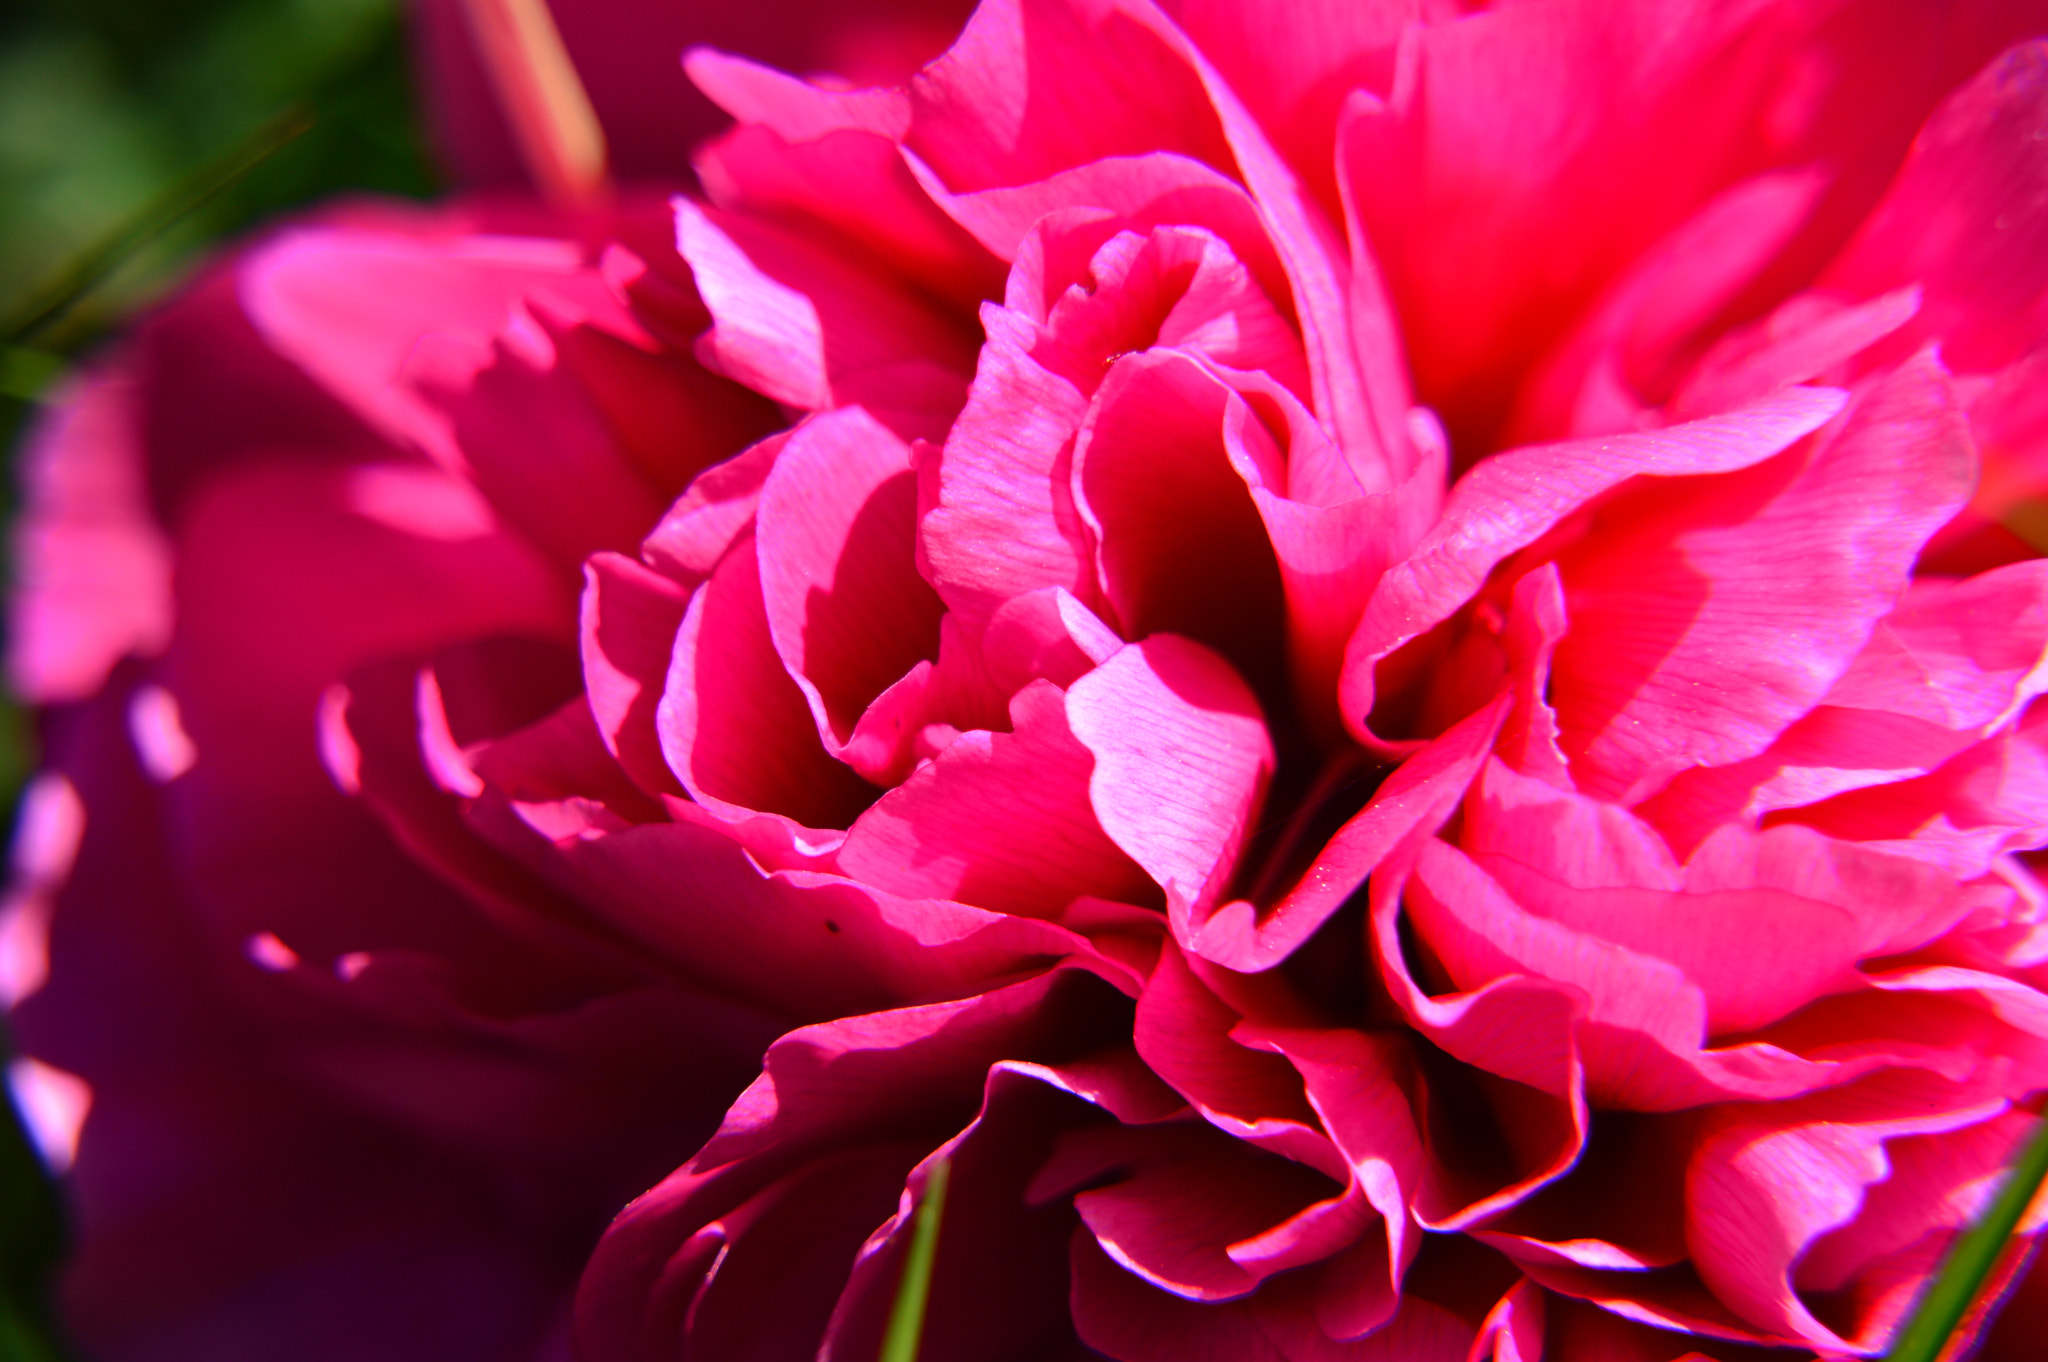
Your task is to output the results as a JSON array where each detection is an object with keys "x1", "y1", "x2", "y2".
[{"x1": 14, "y1": 1, "x2": 2048, "y2": 1360}]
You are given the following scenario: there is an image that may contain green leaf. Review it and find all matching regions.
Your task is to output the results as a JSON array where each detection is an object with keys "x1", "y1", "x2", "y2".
[
  {"x1": 1885, "y1": 1110, "x2": 2048, "y2": 1362},
  {"x1": 879, "y1": 1157, "x2": 951, "y2": 1362}
]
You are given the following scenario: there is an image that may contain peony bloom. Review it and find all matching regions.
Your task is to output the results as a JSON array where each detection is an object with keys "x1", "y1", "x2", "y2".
[{"x1": 13, "y1": 1, "x2": 2048, "y2": 1360}]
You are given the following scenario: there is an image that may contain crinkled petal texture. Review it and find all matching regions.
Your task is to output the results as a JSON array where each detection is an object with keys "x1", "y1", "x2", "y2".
[{"x1": 22, "y1": 2, "x2": 2048, "y2": 1362}]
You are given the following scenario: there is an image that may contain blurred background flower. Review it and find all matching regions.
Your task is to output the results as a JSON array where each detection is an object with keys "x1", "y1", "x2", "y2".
[{"x1": 0, "y1": 0, "x2": 439, "y2": 795}]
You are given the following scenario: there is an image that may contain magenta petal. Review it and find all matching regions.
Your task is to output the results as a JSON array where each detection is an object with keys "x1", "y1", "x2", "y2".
[
  {"x1": 1671, "y1": 287, "x2": 1924, "y2": 421},
  {"x1": 1134, "y1": 942, "x2": 1336, "y2": 1175},
  {"x1": 697, "y1": 122, "x2": 1000, "y2": 311},
  {"x1": 675, "y1": 200, "x2": 975, "y2": 436},
  {"x1": 1074, "y1": 353, "x2": 1288, "y2": 697},
  {"x1": 1069, "y1": 1231, "x2": 1475, "y2": 1362},
  {"x1": 837, "y1": 680, "x2": 1156, "y2": 917},
  {"x1": 639, "y1": 430, "x2": 785, "y2": 587},
  {"x1": 655, "y1": 530, "x2": 876, "y2": 831},
  {"x1": 1056, "y1": 1120, "x2": 1339, "y2": 1300},
  {"x1": 8, "y1": 366, "x2": 173, "y2": 702},
  {"x1": 519, "y1": 816, "x2": 1118, "y2": 1022},
  {"x1": 241, "y1": 225, "x2": 626, "y2": 462},
  {"x1": 921, "y1": 151, "x2": 1284, "y2": 303},
  {"x1": 920, "y1": 314, "x2": 1100, "y2": 634},
  {"x1": 409, "y1": 311, "x2": 674, "y2": 568},
  {"x1": 981, "y1": 587, "x2": 1123, "y2": 694},
  {"x1": 1342, "y1": 387, "x2": 1845, "y2": 741},
  {"x1": 1466, "y1": 760, "x2": 1963, "y2": 1033},
  {"x1": 580, "y1": 553, "x2": 689, "y2": 799},
  {"x1": 1188, "y1": 692, "x2": 1506, "y2": 972},
  {"x1": 1831, "y1": 561, "x2": 2048, "y2": 732},
  {"x1": 1067, "y1": 636, "x2": 1274, "y2": 932},
  {"x1": 682, "y1": 48, "x2": 913, "y2": 143},
  {"x1": 1824, "y1": 41, "x2": 2048, "y2": 374},
  {"x1": 755, "y1": 406, "x2": 943, "y2": 750},
  {"x1": 1686, "y1": 1074, "x2": 2017, "y2": 1351},
  {"x1": 902, "y1": 0, "x2": 1234, "y2": 195},
  {"x1": 1548, "y1": 350, "x2": 1975, "y2": 803},
  {"x1": 1504, "y1": 170, "x2": 1827, "y2": 443}
]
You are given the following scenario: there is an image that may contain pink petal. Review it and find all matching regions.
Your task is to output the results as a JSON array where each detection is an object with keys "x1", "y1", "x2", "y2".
[
  {"x1": 697, "y1": 123, "x2": 1001, "y2": 312},
  {"x1": 919, "y1": 151, "x2": 1286, "y2": 310},
  {"x1": 755, "y1": 406, "x2": 944, "y2": 752},
  {"x1": 674, "y1": 200, "x2": 975, "y2": 437},
  {"x1": 836, "y1": 680, "x2": 1156, "y2": 917},
  {"x1": 1342, "y1": 387, "x2": 1845, "y2": 742},
  {"x1": 1823, "y1": 41, "x2": 2048, "y2": 375},
  {"x1": 1134, "y1": 942, "x2": 1337, "y2": 1175},
  {"x1": 1185, "y1": 690, "x2": 1504, "y2": 972},
  {"x1": 1670, "y1": 287, "x2": 1924, "y2": 421},
  {"x1": 579, "y1": 552, "x2": 689, "y2": 798},
  {"x1": 902, "y1": 0, "x2": 1233, "y2": 194},
  {"x1": 1069, "y1": 1233, "x2": 1475, "y2": 1362},
  {"x1": 1548, "y1": 351, "x2": 1974, "y2": 803},
  {"x1": 1504, "y1": 170, "x2": 1827, "y2": 443},
  {"x1": 1067, "y1": 636, "x2": 1274, "y2": 932},
  {"x1": 919, "y1": 311, "x2": 1100, "y2": 635},
  {"x1": 1466, "y1": 760, "x2": 1963, "y2": 1032},
  {"x1": 1058, "y1": 1119, "x2": 1340, "y2": 1300},
  {"x1": 1074, "y1": 352, "x2": 1290, "y2": 699},
  {"x1": 1686, "y1": 1072, "x2": 2016, "y2": 1351},
  {"x1": 241, "y1": 224, "x2": 632, "y2": 463},
  {"x1": 1367, "y1": 854, "x2": 1589, "y2": 1228},
  {"x1": 8, "y1": 366, "x2": 173, "y2": 702},
  {"x1": 655, "y1": 530, "x2": 877, "y2": 831},
  {"x1": 639, "y1": 429, "x2": 785, "y2": 586},
  {"x1": 517, "y1": 814, "x2": 1126, "y2": 1023}
]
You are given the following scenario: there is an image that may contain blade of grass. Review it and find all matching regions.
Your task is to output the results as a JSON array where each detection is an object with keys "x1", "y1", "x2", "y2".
[
  {"x1": 1885, "y1": 1110, "x2": 2048, "y2": 1362},
  {"x1": 0, "y1": 102, "x2": 314, "y2": 347},
  {"x1": 879, "y1": 1158, "x2": 951, "y2": 1362}
]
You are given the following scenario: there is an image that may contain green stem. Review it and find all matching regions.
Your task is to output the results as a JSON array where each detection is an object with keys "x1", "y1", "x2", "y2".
[
  {"x1": 1885, "y1": 1111, "x2": 2048, "y2": 1362},
  {"x1": 878, "y1": 1158, "x2": 951, "y2": 1362}
]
